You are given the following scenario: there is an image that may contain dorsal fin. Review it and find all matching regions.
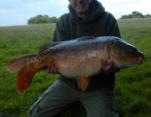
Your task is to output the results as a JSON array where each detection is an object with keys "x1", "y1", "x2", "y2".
[
  {"x1": 38, "y1": 41, "x2": 61, "y2": 54},
  {"x1": 77, "y1": 36, "x2": 95, "y2": 41}
]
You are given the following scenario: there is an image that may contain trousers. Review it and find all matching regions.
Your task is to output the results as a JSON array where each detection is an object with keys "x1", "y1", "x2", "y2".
[{"x1": 28, "y1": 79, "x2": 119, "y2": 117}]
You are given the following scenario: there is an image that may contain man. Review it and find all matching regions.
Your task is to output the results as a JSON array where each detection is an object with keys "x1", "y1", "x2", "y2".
[{"x1": 28, "y1": 0, "x2": 121, "y2": 117}]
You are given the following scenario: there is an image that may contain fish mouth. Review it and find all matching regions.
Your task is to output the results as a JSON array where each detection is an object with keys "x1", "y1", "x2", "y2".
[
  {"x1": 138, "y1": 55, "x2": 144, "y2": 64},
  {"x1": 116, "y1": 55, "x2": 145, "y2": 68},
  {"x1": 117, "y1": 64, "x2": 138, "y2": 68},
  {"x1": 137, "y1": 52, "x2": 145, "y2": 64}
]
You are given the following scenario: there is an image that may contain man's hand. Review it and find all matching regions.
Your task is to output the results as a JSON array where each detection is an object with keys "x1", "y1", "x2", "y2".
[{"x1": 46, "y1": 64, "x2": 58, "y2": 73}]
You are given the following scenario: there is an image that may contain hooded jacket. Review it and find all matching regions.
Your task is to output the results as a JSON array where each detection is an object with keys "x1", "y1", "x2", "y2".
[{"x1": 53, "y1": 0, "x2": 121, "y2": 91}]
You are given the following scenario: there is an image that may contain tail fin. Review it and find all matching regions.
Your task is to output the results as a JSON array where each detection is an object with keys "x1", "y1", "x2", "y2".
[
  {"x1": 17, "y1": 64, "x2": 37, "y2": 94},
  {"x1": 5, "y1": 54, "x2": 38, "y2": 73},
  {"x1": 6, "y1": 54, "x2": 56, "y2": 94},
  {"x1": 5, "y1": 54, "x2": 44, "y2": 94}
]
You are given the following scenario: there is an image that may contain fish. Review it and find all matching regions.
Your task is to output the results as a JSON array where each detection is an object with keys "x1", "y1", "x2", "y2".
[{"x1": 5, "y1": 36, "x2": 144, "y2": 94}]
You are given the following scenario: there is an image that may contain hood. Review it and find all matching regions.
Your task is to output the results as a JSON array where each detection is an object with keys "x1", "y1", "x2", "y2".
[{"x1": 68, "y1": 0, "x2": 105, "y2": 23}]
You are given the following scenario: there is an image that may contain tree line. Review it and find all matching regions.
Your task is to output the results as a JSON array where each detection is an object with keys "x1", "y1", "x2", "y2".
[
  {"x1": 120, "y1": 11, "x2": 151, "y2": 19},
  {"x1": 28, "y1": 15, "x2": 58, "y2": 24},
  {"x1": 28, "y1": 11, "x2": 151, "y2": 24}
]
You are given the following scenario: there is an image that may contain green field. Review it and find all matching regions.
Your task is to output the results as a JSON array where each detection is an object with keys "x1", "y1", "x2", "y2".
[{"x1": 0, "y1": 18, "x2": 151, "y2": 117}]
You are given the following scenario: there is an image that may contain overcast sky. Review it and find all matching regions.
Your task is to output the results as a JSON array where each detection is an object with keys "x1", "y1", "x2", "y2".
[{"x1": 0, "y1": 0, "x2": 151, "y2": 26}]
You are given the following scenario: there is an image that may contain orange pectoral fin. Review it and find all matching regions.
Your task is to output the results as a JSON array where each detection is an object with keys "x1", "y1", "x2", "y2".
[
  {"x1": 76, "y1": 76, "x2": 90, "y2": 91},
  {"x1": 17, "y1": 65, "x2": 37, "y2": 94}
]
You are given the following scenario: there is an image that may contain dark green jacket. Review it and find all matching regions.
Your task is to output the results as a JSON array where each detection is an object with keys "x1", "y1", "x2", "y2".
[{"x1": 53, "y1": 0, "x2": 121, "y2": 91}]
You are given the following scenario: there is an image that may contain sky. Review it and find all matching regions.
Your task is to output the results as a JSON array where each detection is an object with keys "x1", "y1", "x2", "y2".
[{"x1": 0, "y1": 0, "x2": 151, "y2": 26}]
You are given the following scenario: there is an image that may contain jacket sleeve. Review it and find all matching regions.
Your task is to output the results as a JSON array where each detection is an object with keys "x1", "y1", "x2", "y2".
[
  {"x1": 105, "y1": 13, "x2": 121, "y2": 38},
  {"x1": 52, "y1": 15, "x2": 69, "y2": 42}
]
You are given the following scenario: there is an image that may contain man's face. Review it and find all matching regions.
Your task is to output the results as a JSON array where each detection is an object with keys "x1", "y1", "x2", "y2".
[{"x1": 69, "y1": 0, "x2": 92, "y2": 14}]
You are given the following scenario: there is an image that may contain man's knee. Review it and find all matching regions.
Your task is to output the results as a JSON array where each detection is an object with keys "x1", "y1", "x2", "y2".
[
  {"x1": 27, "y1": 105, "x2": 39, "y2": 117},
  {"x1": 27, "y1": 106, "x2": 54, "y2": 117}
]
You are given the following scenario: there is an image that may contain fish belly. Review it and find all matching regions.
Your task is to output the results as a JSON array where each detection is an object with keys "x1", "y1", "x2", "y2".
[{"x1": 56, "y1": 53, "x2": 101, "y2": 79}]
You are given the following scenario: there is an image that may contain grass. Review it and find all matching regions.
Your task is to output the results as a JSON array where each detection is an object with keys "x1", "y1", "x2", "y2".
[
  {"x1": 0, "y1": 24, "x2": 56, "y2": 117},
  {"x1": 115, "y1": 18, "x2": 151, "y2": 117},
  {"x1": 0, "y1": 18, "x2": 151, "y2": 117}
]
